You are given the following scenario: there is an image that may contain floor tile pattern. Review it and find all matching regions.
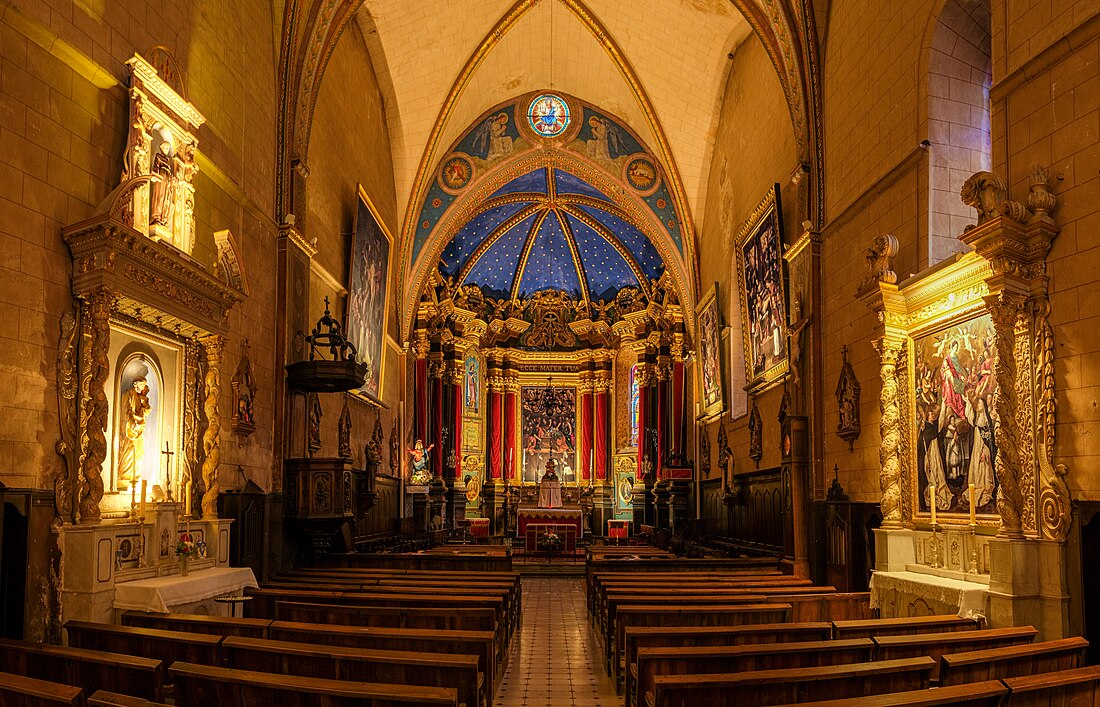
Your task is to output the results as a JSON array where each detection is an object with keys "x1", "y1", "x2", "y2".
[{"x1": 495, "y1": 577, "x2": 621, "y2": 706}]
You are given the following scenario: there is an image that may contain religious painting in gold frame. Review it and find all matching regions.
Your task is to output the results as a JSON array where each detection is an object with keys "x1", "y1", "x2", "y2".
[
  {"x1": 520, "y1": 383, "x2": 578, "y2": 484},
  {"x1": 695, "y1": 282, "x2": 723, "y2": 420},
  {"x1": 346, "y1": 184, "x2": 393, "y2": 405},
  {"x1": 910, "y1": 312, "x2": 999, "y2": 522},
  {"x1": 734, "y1": 184, "x2": 788, "y2": 393}
]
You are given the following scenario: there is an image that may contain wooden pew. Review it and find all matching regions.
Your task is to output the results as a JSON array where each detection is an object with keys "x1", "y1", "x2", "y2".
[
  {"x1": 1002, "y1": 665, "x2": 1100, "y2": 705},
  {"x1": 611, "y1": 603, "x2": 792, "y2": 685},
  {"x1": 776, "y1": 680, "x2": 1010, "y2": 706},
  {"x1": 122, "y1": 611, "x2": 271, "y2": 638},
  {"x1": 169, "y1": 662, "x2": 459, "y2": 705},
  {"x1": 645, "y1": 656, "x2": 936, "y2": 707},
  {"x1": 622, "y1": 621, "x2": 834, "y2": 691},
  {"x1": 873, "y1": 626, "x2": 1039, "y2": 679},
  {"x1": 0, "y1": 637, "x2": 165, "y2": 703},
  {"x1": 65, "y1": 621, "x2": 222, "y2": 683},
  {"x1": 268, "y1": 620, "x2": 499, "y2": 692},
  {"x1": 939, "y1": 636, "x2": 1090, "y2": 686},
  {"x1": 832, "y1": 614, "x2": 982, "y2": 639},
  {"x1": 0, "y1": 671, "x2": 86, "y2": 706},
  {"x1": 88, "y1": 692, "x2": 171, "y2": 707},
  {"x1": 222, "y1": 636, "x2": 483, "y2": 707},
  {"x1": 630, "y1": 638, "x2": 874, "y2": 707},
  {"x1": 763, "y1": 592, "x2": 876, "y2": 622},
  {"x1": 315, "y1": 551, "x2": 512, "y2": 572},
  {"x1": 597, "y1": 584, "x2": 831, "y2": 627},
  {"x1": 275, "y1": 601, "x2": 498, "y2": 633}
]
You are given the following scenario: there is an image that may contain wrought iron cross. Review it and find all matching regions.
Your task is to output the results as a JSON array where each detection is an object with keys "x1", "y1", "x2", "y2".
[{"x1": 162, "y1": 442, "x2": 175, "y2": 501}]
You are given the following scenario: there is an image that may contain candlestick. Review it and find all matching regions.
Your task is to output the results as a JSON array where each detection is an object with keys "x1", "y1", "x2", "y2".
[
  {"x1": 131, "y1": 483, "x2": 137, "y2": 515},
  {"x1": 929, "y1": 484, "x2": 936, "y2": 525},
  {"x1": 139, "y1": 480, "x2": 147, "y2": 517},
  {"x1": 968, "y1": 483, "x2": 976, "y2": 525}
]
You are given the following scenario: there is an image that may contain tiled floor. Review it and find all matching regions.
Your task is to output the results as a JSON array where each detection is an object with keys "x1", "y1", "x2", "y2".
[{"x1": 494, "y1": 577, "x2": 621, "y2": 706}]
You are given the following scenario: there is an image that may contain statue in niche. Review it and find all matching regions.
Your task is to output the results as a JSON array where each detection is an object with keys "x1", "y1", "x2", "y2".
[
  {"x1": 699, "y1": 427, "x2": 711, "y2": 476},
  {"x1": 787, "y1": 290, "x2": 810, "y2": 392},
  {"x1": 389, "y1": 418, "x2": 400, "y2": 474},
  {"x1": 149, "y1": 138, "x2": 177, "y2": 227},
  {"x1": 716, "y1": 421, "x2": 732, "y2": 482},
  {"x1": 835, "y1": 345, "x2": 861, "y2": 451},
  {"x1": 117, "y1": 372, "x2": 151, "y2": 490},
  {"x1": 231, "y1": 339, "x2": 256, "y2": 439},
  {"x1": 306, "y1": 393, "x2": 322, "y2": 457},
  {"x1": 338, "y1": 398, "x2": 352, "y2": 459},
  {"x1": 408, "y1": 439, "x2": 435, "y2": 485},
  {"x1": 366, "y1": 414, "x2": 384, "y2": 476},
  {"x1": 748, "y1": 398, "x2": 763, "y2": 466}
]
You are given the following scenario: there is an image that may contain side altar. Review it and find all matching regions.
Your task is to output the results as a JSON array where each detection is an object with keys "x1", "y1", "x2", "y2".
[
  {"x1": 52, "y1": 52, "x2": 253, "y2": 625},
  {"x1": 859, "y1": 169, "x2": 1070, "y2": 639}
]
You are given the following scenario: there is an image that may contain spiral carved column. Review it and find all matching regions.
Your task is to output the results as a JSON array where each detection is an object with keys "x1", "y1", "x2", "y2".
[
  {"x1": 77, "y1": 287, "x2": 113, "y2": 525},
  {"x1": 873, "y1": 336, "x2": 904, "y2": 528},
  {"x1": 199, "y1": 334, "x2": 224, "y2": 519},
  {"x1": 986, "y1": 293, "x2": 1026, "y2": 538}
]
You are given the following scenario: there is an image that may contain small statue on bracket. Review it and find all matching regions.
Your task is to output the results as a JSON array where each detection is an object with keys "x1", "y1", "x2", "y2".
[
  {"x1": 835, "y1": 345, "x2": 861, "y2": 451},
  {"x1": 338, "y1": 397, "x2": 352, "y2": 459},
  {"x1": 231, "y1": 339, "x2": 257, "y2": 440},
  {"x1": 748, "y1": 398, "x2": 763, "y2": 466},
  {"x1": 408, "y1": 439, "x2": 435, "y2": 485},
  {"x1": 306, "y1": 393, "x2": 322, "y2": 457},
  {"x1": 389, "y1": 418, "x2": 400, "y2": 475}
]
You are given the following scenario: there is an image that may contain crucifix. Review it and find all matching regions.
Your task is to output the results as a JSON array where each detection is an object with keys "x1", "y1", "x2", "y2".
[{"x1": 162, "y1": 442, "x2": 175, "y2": 502}]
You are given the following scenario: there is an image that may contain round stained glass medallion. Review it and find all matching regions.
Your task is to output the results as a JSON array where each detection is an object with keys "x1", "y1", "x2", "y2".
[{"x1": 527, "y1": 94, "x2": 570, "y2": 138}]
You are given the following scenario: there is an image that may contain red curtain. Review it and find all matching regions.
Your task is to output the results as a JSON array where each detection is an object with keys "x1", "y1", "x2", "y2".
[
  {"x1": 671, "y1": 361, "x2": 685, "y2": 459},
  {"x1": 636, "y1": 384, "x2": 648, "y2": 477},
  {"x1": 656, "y1": 376, "x2": 668, "y2": 478},
  {"x1": 503, "y1": 390, "x2": 517, "y2": 481},
  {"x1": 594, "y1": 390, "x2": 609, "y2": 480},
  {"x1": 453, "y1": 380, "x2": 463, "y2": 479},
  {"x1": 432, "y1": 372, "x2": 444, "y2": 478},
  {"x1": 415, "y1": 358, "x2": 428, "y2": 444},
  {"x1": 580, "y1": 391, "x2": 593, "y2": 481},
  {"x1": 489, "y1": 389, "x2": 502, "y2": 479}
]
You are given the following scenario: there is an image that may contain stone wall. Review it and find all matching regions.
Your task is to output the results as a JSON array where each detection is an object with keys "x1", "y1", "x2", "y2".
[
  {"x1": 0, "y1": 0, "x2": 278, "y2": 490},
  {"x1": 696, "y1": 36, "x2": 798, "y2": 484},
  {"x1": 303, "y1": 14, "x2": 402, "y2": 481}
]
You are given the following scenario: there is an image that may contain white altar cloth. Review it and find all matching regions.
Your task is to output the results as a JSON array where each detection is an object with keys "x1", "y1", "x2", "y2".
[
  {"x1": 538, "y1": 479, "x2": 562, "y2": 508},
  {"x1": 869, "y1": 570, "x2": 987, "y2": 620},
  {"x1": 114, "y1": 567, "x2": 257, "y2": 613}
]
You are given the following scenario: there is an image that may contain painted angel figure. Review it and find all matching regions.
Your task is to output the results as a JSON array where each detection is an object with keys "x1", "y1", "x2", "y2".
[
  {"x1": 408, "y1": 439, "x2": 435, "y2": 484},
  {"x1": 471, "y1": 113, "x2": 514, "y2": 162},
  {"x1": 586, "y1": 115, "x2": 626, "y2": 163}
]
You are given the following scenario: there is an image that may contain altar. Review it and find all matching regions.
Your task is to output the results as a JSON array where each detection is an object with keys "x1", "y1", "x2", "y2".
[
  {"x1": 869, "y1": 569, "x2": 988, "y2": 620},
  {"x1": 114, "y1": 566, "x2": 257, "y2": 616},
  {"x1": 517, "y1": 507, "x2": 582, "y2": 538}
]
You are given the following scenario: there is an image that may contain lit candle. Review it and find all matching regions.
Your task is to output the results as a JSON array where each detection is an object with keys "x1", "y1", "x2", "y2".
[
  {"x1": 929, "y1": 483, "x2": 936, "y2": 525},
  {"x1": 969, "y1": 483, "x2": 976, "y2": 525},
  {"x1": 139, "y1": 480, "x2": 147, "y2": 517}
]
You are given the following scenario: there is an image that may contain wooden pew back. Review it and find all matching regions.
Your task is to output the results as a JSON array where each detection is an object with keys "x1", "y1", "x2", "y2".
[
  {"x1": 0, "y1": 671, "x2": 85, "y2": 706},
  {"x1": 873, "y1": 626, "x2": 1038, "y2": 679},
  {"x1": 122, "y1": 611, "x2": 270, "y2": 638},
  {"x1": 648, "y1": 656, "x2": 936, "y2": 707},
  {"x1": 65, "y1": 621, "x2": 222, "y2": 683},
  {"x1": 1002, "y1": 665, "x2": 1100, "y2": 706},
  {"x1": 0, "y1": 637, "x2": 165, "y2": 703},
  {"x1": 221, "y1": 636, "x2": 482, "y2": 707},
  {"x1": 832, "y1": 614, "x2": 982, "y2": 639},
  {"x1": 939, "y1": 636, "x2": 1089, "y2": 686},
  {"x1": 169, "y1": 662, "x2": 459, "y2": 705}
]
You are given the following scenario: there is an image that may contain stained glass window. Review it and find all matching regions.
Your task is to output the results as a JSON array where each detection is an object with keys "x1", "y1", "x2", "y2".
[
  {"x1": 629, "y1": 364, "x2": 639, "y2": 447},
  {"x1": 527, "y1": 94, "x2": 570, "y2": 138}
]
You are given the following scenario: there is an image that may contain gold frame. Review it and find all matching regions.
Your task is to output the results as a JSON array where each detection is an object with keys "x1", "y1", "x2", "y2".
[
  {"x1": 347, "y1": 184, "x2": 394, "y2": 405},
  {"x1": 695, "y1": 282, "x2": 724, "y2": 421},
  {"x1": 734, "y1": 184, "x2": 789, "y2": 393},
  {"x1": 515, "y1": 371, "x2": 584, "y2": 485}
]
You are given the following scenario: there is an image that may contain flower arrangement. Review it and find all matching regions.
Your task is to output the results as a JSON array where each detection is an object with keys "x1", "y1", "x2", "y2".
[
  {"x1": 537, "y1": 531, "x2": 562, "y2": 551},
  {"x1": 175, "y1": 533, "x2": 205, "y2": 559}
]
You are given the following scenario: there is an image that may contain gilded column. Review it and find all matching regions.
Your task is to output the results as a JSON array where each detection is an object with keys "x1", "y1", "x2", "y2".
[
  {"x1": 486, "y1": 357, "x2": 503, "y2": 480},
  {"x1": 77, "y1": 287, "x2": 113, "y2": 525},
  {"x1": 428, "y1": 348, "x2": 445, "y2": 479},
  {"x1": 412, "y1": 330, "x2": 429, "y2": 445},
  {"x1": 199, "y1": 333, "x2": 225, "y2": 519},
  {"x1": 634, "y1": 361, "x2": 655, "y2": 479},
  {"x1": 872, "y1": 335, "x2": 905, "y2": 529},
  {"x1": 985, "y1": 292, "x2": 1027, "y2": 538},
  {"x1": 593, "y1": 365, "x2": 611, "y2": 482}
]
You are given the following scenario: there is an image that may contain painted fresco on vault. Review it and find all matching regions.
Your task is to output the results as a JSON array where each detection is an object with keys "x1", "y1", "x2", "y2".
[
  {"x1": 347, "y1": 188, "x2": 392, "y2": 403},
  {"x1": 520, "y1": 385, "x2": 577, "y2": 483},
  {"x1": 913, "y1": 314, "x2": 999, "y2": 517},
  {"x1": 569, "y1": 107, "x2": 643, "y2": 168},
  {"x1": 456, "y1": 105, "x2": 527, "y2": 166}
]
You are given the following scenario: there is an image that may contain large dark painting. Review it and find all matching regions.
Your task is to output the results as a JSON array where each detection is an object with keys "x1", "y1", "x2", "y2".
[
  {"x1": 520, "y1": 385, "x2": 576, "y2": 483},
  {"x1": 735, "y1": 185, "x2": 788, "y2": 390},
  {"x1": 913, "y1": 314, "x2": 999, "y2": 517},
  {"x1": 347, "y1": 186, "x2": 392, "y2": 403}
]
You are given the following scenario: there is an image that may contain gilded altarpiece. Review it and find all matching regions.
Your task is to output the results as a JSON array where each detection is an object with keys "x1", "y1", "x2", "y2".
[{"x1": 53, "y1": 52, "x2": 247, "y2": 626}]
